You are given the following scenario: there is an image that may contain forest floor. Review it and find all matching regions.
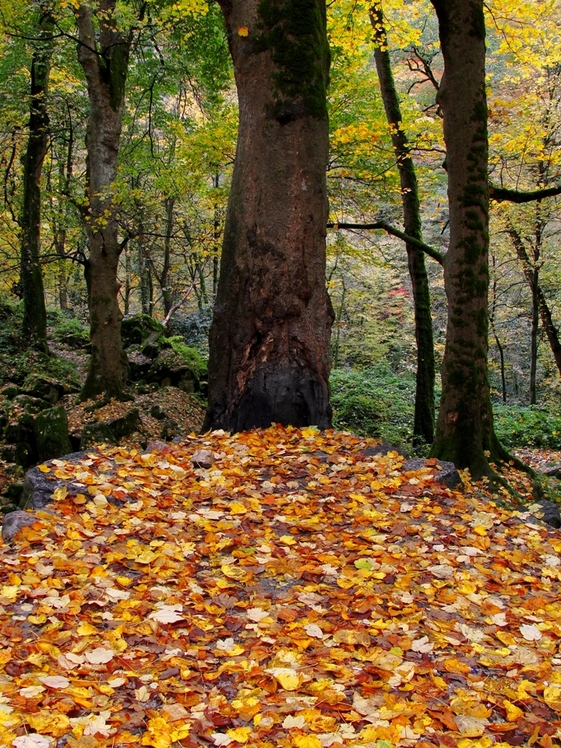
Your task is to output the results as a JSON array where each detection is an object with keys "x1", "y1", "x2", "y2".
[{"x1": 1, "y1": 426, "x2": 561, "y2": 748}]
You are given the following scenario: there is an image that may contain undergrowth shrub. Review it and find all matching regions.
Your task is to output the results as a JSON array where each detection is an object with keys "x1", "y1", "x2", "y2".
[
  {"x1": 493, "y1": 404, "x2": 561, "y2": 450},
  {"x1": 330, "y1": 364, "x2": 415, "y2": 447}
]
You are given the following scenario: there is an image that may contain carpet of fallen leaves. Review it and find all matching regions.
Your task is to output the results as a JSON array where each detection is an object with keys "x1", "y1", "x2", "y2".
[{"x1": 1, "y1": 426, "x2": 561, "y2": 748}]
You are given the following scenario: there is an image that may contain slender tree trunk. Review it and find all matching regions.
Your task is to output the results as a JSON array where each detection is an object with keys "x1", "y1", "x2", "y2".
[
  {"x1": 371, "y1": 3, "x2": 435, "y2": 445},
  {"x1": 161, "y1": 196, "x2": 175, "y2": 316},
  {"x1": 529, "y1": 272, "x2": 539, "y2": 404},
  {"x1": 213, "y1": 173, "x2": 221, "y2": 299},
  {"x1": 76, "y1": 1, "x2": 130, "y2": 400},
  {"x1": 507, "y1": 223, "x2": 561, "y2": 382},
  {"x1": 429, "y1": 0, "x2": 509, "y2": 479},
  {"x1": 489, "y1": 255, "x2": 507, "y2": 402},
  {"x1": 20, "y1": 7, "x2": 54, "y2": 353},
  {"x1": 204, "y1": 0, "x2": 333, "y2": 431}
]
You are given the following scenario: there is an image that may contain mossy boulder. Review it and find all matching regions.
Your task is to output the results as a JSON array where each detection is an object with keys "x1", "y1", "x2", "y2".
[
  {"x1": 80, "y1": 423, "x2": 116, "y2": 449},
  {"x1": 22, "y1": 374, "x2": 68, "y2": 405},
  {"x1": 4, "y1": 395, "x2": 50, "y2": 444},
  {"x1": 34, "y1": 405, "x2": 72, "y2": 462},
  {"x1": 79, "y1": 407, "x2": 140, "y2": 448},
  {"x1": 1, "y1": 384, "x2": 21, "y2": 400},
  {"x1": 145, "y1": 348, "x2": 200, "y2": 393},
  {"x1": 122, "y1": 314, "x2": 165, "y2": 348}
]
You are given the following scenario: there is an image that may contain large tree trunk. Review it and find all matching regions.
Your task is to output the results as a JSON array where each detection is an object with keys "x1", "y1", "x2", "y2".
[
  {"x1": 76, "y1": 1, "x2": 130, "y2": 400},
  {"x1": 371, "y1": 3, "x2": 435, "y2": 445},
  {"x1": 204, "y1": 0, "x2": 333, "y2": 431},
  {"x1": 20, "y1": 8, "x2": 53, "y2": 353},
  {"x1": 429, "y1": 0, "x2": 508, "y2": 479}
]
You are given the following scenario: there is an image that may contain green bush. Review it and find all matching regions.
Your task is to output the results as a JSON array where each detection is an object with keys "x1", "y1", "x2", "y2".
[
  {"x1": 52, "y1": 317, "x2": 89, "y2": 344},
  {"x1": 493, "y1": 403, "x2": 561, "y2": 450},
  {"x1": 330, "y1": 364, "x2": 415, "y2": 447}
]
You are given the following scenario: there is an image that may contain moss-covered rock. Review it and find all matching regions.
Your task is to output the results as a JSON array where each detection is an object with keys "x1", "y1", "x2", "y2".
[
  {"x1": 122, "y1": 314, "x2": 164, "y2": 348},
  {"x1": 109, "y1": 408, "x2": 140, "y2": 439},
  {"x1": 4, "y1": 395, "x2": 49, "y2": 446},
  {"x1": 80, "y1": 422, "x2": 116, "y2": 449},
  {"x1": 22, "y1": 374, "x2": 68, "y2": 405},
  {"x1": 79, "y1": 406, "x2": 140, "y2": 448},
  {"x1": 146, "y1": 348, "x2": 201, "y2": 393},
  {"x1": 33, "y1": 405, "x2": 72, "y2": 462}
]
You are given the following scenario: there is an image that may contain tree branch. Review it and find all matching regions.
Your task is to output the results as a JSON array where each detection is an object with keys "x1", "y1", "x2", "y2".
[
  {"x1": 326, "y1": 221, "x2": 444, "y2": 265},
  {"x1": 489, "y1": 184, "x2": 561, "y2": 203}
]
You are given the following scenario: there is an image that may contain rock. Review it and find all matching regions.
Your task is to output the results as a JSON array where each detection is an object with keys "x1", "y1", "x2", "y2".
[
  {"x1": 543, "y1": 465, "x2": 561, "y2": 478},
  {"x1": 359, "y1": 444, "x2": 407, "y2": 459},
  {"x1": 121, "y1": 314, "x2": 164, "y2": 347},
  {"x1": 402, "y1": 458, "x2": 463, "y2": 490},
  {"x1": 80, "y1": 423, "x2": 116, "y2": 448},
  {"x1": 146, "y1": 349, "x2": 200, "y2": 393},
  {"x1": 22, "y1": 452, "x2": 88, "y2": 509},
  {"x1": 79, "y1": 407, "x2": 140, "y2": 448},
  {"x1": 1, "y1": 384, "x2": 21, "y2": 400},
  {"x1": 110, "y1": 408, "x2": 140, "y2": 439},
  {"x1": 2, "y1": 510, "x2": 37, "y2": 542},
  {"x1": 191, "y1": 449, "x2": 214, "y2": 469},
  {"x1": 127, "y1": 348, "x2": 153, "y2": 379},
  {"x1": 144, "y1": 441, "x2": 173, "y2": 455},
  {"x1": 22, "y1": 374, "x2": 68, "y2": 405},
  {"x1": 150, "y1": 404, "x2": 167, "y2": 420},
  {"x1": 3, "y1": 482, "x2": 23, "y2": 502},
  {"x1": 527, "y1": 500, "x2": 561, "y2": 529},
  {"x1": 161, "y1": 419, "x2": 180, "y2": 441},
  {"x1": 34, "y1": 405, "x2": 72, "y2": 462}
]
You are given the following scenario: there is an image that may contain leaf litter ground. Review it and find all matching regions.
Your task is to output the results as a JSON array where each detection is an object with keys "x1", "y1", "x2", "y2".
[{"x1": 0, "y1": 426, "x2": 560, "y2": 748}]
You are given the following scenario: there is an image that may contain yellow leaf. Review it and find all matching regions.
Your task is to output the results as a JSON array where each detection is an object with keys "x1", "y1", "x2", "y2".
[
  {"x1": 27, "y1": 711, "x2": 71, "y2": 737},
  {"x1": 279, "y1": 535, "x2": 297, "y2": 545},
  {"x1": 444, "y1": 657, "x2": 471, "y2": 675},
  {"x1": 221, "y1": 564, "x2": 247, "y2": 580},
  {"x1": 291, "y1": 735, "x2": 322, "y2": 748},
  {"x1": 237, "y1": 26, "x2": 249, "y2": 37},
  {"x1": 496, "y1": 631, "x2": 516, "y2": 646},
  {"x1": 141, "y1": 715, "x2": 173, "y2": 748},
  {"x1": 543, "y1": 684, "x2": 561, "y2": 712},
  {"x1": 52, "y1": 486, "x2": 68, "y2": 502},
  {"x1": 268, "y1": 668, "x2": 302, "y2": 690},
  {"x1": 38, "y1": 464, "x2": 51, "y2": 473},
  {"x1": 229, "y1": 501, "x2": 247, "y2": 515},
  {"x1": 77, "y1": 621, "x2": 97, "y2": 636},
  {"x1": 502, "y1": 700, "x2": 523, "y2": 722},
  {"x1": 227, "y1": 726, "x2": 252, "y2": 743}
]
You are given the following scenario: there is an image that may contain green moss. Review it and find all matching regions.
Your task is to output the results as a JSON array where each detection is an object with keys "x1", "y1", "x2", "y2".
[
  {"x1": 108, "y1": 40, "x2": 130, "y2": 112},
  {"x1": 255, "y1": 0, "x2": 329, "y2": 122},
  {"x1": 163, "y1": 337, "x2": 208, "y2": 379}
]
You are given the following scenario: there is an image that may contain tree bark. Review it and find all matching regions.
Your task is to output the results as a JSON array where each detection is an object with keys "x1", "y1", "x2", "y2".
[
  {"x1": 371, "y1": 3, "x2": 435, "y2": 445},
  {"x1": 429, "y1": 0, "x2": 509, "y2": 479},
  {"x1": 20, "y1": 7, "x2": 53, "y2": 353},
  {"x1": 76, "y1": 1, "x2": 130, "y2": 400},
  {"x1": 204, "y1": 0, "x2": 333, "y2": 431}
]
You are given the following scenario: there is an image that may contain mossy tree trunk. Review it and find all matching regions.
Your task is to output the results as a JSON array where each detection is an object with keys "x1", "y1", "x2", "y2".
[
  {"x1": 76, "y1": 1, "x2": 130, "y2": 400},
  {"x1": 371, "y1": 4, "x2": 435, "y2": 446},
  {"x1": 429, "y1": 0, "x2": 509, "y2": 479},
  {"x1": 20, "y1": 6, "x2": 54, "y2": 354},
  {"x1": 204, "y1": 0, "x2": 333, "y2": 431}
]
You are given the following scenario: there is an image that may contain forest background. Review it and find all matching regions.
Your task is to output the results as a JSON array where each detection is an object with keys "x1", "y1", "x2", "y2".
[{"x1": 1, "y1": 0, "x2": 561, "y2": 457}]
